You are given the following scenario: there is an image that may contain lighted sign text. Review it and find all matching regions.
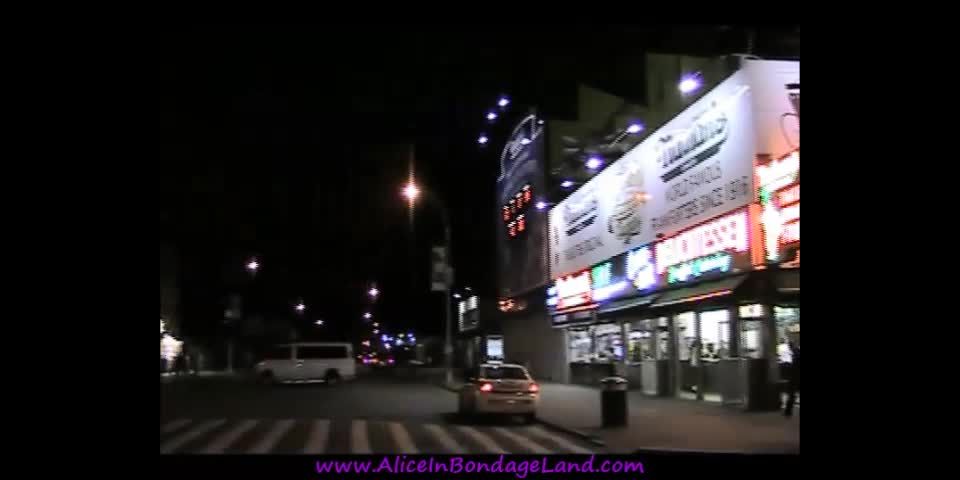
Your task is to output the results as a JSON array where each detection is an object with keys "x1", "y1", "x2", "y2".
[
  {"x1": 756, "y1": 151, "x2": 800, "y2": 192},
  {"x1": 655, "y1": 210, "x2": 749, "y2": 274},
  {"x1": 503, "y1": 184, "x2": 534, "y2": 239},
  {"x1": 739, "y1": 304, "x2": 765, "y2": 318},
  {"x1": 626, "y1": 246, "x2": 656, "y2": 291},
  {"x1": 667, "y1": 252, "x2": 733, "y2": 284},
  {"x1": 556, "y1": 271, "x2": 593, "y2": 310}
]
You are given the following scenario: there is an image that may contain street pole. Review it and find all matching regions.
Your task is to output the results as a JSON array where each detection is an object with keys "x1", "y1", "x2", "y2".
[{"x1": 442, "y1": 207, "x2": 454, "y2": 387}]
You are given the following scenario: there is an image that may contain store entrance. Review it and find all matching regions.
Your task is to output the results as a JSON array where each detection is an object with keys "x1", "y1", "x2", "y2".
[
  {"x1": 675, "y1": 310, "x2": 730, "y2": 403},
  {"x1": 776, "y1": 306, "x2": 800, "y2": 408}
]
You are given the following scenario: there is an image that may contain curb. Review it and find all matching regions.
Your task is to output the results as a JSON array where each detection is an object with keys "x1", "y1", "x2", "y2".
[{"x1": 535, "y1": 419, "x2": 607, "y2": 448}]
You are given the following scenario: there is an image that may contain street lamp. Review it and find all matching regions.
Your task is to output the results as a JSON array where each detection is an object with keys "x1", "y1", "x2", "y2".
[
  {"x1": 295, "y1": 302, "x2": 306, "y2": 313},
  {"x1": 315, "y1": 320, "x2": 324, "y2": 326},
  {"x1": 368, "y1": 286, "x2": 379, "y2": 298},
  {"x1": 246, "y1": 259, "x2": 259, "y2": 274},
  {"x1": 364, "y1": 312, "x2": 372, "y2": 320},
  {"x1": 402, "y1": 181, "x2": 455, "y2": 387}
]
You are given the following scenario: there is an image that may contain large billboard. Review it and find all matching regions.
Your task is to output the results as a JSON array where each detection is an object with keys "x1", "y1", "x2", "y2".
[
  {"x1": 496, "y1": 115, "x2": 549, "y2": 297},
  {"x1": 743, "y1": 59, "x2": 800, "y2": 161},
  {"x1": 549, "y1": 70, "x2": 757, "y2": 278}
]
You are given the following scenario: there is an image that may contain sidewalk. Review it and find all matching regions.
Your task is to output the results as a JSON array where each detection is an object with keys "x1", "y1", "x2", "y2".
[{"x1": 443, "y1": 381, "x2": 799, "y2": 454}]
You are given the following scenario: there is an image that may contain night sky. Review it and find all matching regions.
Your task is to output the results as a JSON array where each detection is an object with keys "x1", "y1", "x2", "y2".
[{"x1": 158, "y1": 25, "x2": 799, "y2": 343}]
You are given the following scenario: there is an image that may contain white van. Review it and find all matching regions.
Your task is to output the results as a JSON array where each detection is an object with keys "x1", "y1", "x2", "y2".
[{"x1": 255, "y1": 342, "x2": 355, "y2": 384}]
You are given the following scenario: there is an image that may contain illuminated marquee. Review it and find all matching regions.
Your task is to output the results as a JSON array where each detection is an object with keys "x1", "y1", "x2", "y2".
[
  {"x1": 667, "y1": 252, "x2": 733, "y2": 284},
  {"x1": 503, "y1": 184, "x2": 534, "y2": 239},
  {"x1": 626, "y1": 246, "x2": 656, "y2": 291},
  {"x1": 591, "y1": 261, "x2": 628, "y2": 301},
  {"x1": 655, "y1": 210, "x2": 749, "y2": 275},
  {"x1": 556, "y1": 270, "x2": 592, "y2": 310},
  {"x1": 758, "y1": 151, "x2": 800, "y2": 261}
]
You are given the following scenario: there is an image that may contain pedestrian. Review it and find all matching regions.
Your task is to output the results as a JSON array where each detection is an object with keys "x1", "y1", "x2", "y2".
[{"x1": 783, "y1": 341, "x2": 800, "y2": 417}]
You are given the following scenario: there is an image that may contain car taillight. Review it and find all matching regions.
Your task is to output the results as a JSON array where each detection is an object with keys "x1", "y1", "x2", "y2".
[
  {"x1": 479, "y1": 383, "x2": 494, "y2": 393},
  {"x1": 528, "y1": 384, "x2": 540, "y2": 393}
]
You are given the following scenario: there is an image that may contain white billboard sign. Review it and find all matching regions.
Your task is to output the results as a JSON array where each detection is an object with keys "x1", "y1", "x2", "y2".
[
  {"x1": 549, "y1": 70, "x2": 758, "y2": 278},
  {"x1": 743, "y1": 59, "x2": 800, "y2": 160}
]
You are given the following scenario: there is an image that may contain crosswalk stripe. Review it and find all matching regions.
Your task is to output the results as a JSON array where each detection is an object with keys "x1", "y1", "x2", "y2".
[
  {"x1": 351, "y1": 420, "x2": 372, "y2": 454},
  {"x1": 525, "y1": 425, "x2": 593, "y2": 454},
  {"x1": 248, "y1": 420, "x2": 295, "y2": 454},
  {"x1": 201, "y1": 420, "x2": 259, "y2": 454},
  {"x1": 303, "y1": 420, "x2": 331, "y2": 454},
  {"x1": 457, "y1": 426, "x2": 507, "y2": 454},
  {"x1": 494, "y1": 427, "x2": 553, "y2": 454},
  {"x1": 387, "y1": 422, "x2": 418, "y2": 454},
  {"x1": 423, "y1": 424, "x2": 466, "y2": 454},
  {"x1": 162, "y1": 419, "x2": 191, "y2": 434},
  {"x1": 161, "y1": 419, "x2": 226, "y2": 454}
]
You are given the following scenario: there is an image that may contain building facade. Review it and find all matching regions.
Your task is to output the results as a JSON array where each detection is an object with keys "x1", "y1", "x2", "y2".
[{"x1": 496, "y1": 55, "x2": 799, "y2": 410}]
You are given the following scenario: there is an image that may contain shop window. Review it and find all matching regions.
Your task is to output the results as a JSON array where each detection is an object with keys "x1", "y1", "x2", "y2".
[
  {"x1": 676, "y1": 312, "x2": 696, "y2": 361},
  {"x1": 740, "y1": 320, "x2": 763, "y2": 359},
  {"x1": 595, "y1": 323, "x2": 623, "y2": 363},
  {"x1": 657, "y1": 317, "x2": 671, "y2": 360},
  {"x1": 700, "y1": 310, "x2": 731, "y2": 361},
  {"x1": 568, "y1": 329, "x2": 592, "y2": 363}
]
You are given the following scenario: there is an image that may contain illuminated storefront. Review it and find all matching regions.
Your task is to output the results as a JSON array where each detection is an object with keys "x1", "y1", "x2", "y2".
[{"x1": 541, "y1": 58, "x2": 799, "y2": 410}]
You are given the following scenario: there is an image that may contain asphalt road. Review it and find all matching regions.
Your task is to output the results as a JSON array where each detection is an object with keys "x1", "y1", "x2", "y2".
[{"x1": 160, "y1": 374, "x2": 603, "y2": 455}]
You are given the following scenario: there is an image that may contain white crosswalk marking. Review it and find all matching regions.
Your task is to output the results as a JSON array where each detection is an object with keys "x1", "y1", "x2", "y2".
[
  {"x1": 162, "y1": 419, "x2": 191, "y2": 434},
  {"x1": 161, "y1": 419, "x2": 226, "y2": 454},
  {"x1": 351, "y1": 420, "x2": 372, "y2": 454},
  {"x1": 423, "y1": 424, "x2": 466, "y2": 454},
  {"x1": 525, "y1": 425, "x2": 593, "y2": 454},
  {"x1": 201, "y1": 420, "x2": 259, "y2": 454},
  {"x1": 457, "y1": 426, "x2": 507, "y2": 454},
  {"x1": 303, "y1": 420, "x2": 331, "y2": 454},
  {"x1": 494, "y1": 427, "x2": 553, "y2": 454},
  {"x1": 248, "y1": 419, "x2": 295, "y2": 454},
  {"x1": 387, "y1": 422, "x2": 418, "y2": 454}
]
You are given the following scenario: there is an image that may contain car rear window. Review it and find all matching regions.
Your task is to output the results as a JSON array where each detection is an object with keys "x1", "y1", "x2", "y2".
[
  {"x1": 297, "y1": 346, "x2": 349, "y2": 359},
  {"x1": 481, "y1": 366, "x2": 528, "y2": 380}
]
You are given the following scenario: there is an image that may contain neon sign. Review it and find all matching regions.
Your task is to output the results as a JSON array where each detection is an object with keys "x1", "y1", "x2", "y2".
[
  {"x1": 626, "y1": 246, "x2": 656, "y2": 291},
  {"x1": 556, "y1": 271, "x2": 592, "y2": 310},
  {"x1": 667, "y1": 252, "x2": 733, "y2": 284},
  {"x1": 756, "y1": 151, "x2": 799, "y2": 192},
  {"x1": 655, "y1": 210, "x2": 749, "y2": 274},
  {"x1": 759, "y1": 151, "x2": 800, "y2": 261},
  {"x1": 503, "y1": 184, "x2": 533, "y2": 239}
]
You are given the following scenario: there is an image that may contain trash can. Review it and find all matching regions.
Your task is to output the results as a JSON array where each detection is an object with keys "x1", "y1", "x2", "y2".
[{"x1": 601, "y1": 376, "x2": 629, "y2": 427}]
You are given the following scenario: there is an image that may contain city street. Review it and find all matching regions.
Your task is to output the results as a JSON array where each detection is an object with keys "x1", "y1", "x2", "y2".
[{"x1": 160, "y1": 374, "x2": 603, "y2": 455}]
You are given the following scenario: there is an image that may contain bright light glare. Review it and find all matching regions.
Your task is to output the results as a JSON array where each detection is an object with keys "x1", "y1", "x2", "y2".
[
  {"x1": 373, "y1": 322, "x2": 379, "y2": 327},
  {"x1": 498, "y1": 97, "x2": 510, "y2": 107},
  {"x1": 478, "y1": 135, "x2": 489, "y2": 145},
  {"x1": 315, "y1": 320, "x2": 324, "y2": 326},
  {"x1": 536, "y1": 201, "x2": 548, "y2": 211},
  {"x1": 561, "y1": 180, "x2": 575, "y2": 188},
  {"x1": 626, "y1": 123, "x2": 644, "y2": 134},
  {"x1": 364, "y1": 312, "x2": 373, "y2": 320},
  {"x1": 246, "y1": 260, "x2": 259, "y2": 271},
  {"x1": 453, "y1": 293, "x2": 461, "y2": 299},
  {"x1": 368, "y1": 287, "x2": 379, "y2": 297},
  {"x1": 586, "y1": 157, "x2": 603, "y2": 170},
  {"x1": 403, "y1": 184, "x2": 420, "y2": 201},
  {"x1": 679, "y1": 75, "x2": 702, "y2": 94},
  {"x1": 486, "y1": 112, "x2": 498, "y2": 121},
  {"x1": 520, "y1": 138, "x2": 531, "y2": 145},
  {"x1": 295, "y1": 303, "x2": 305, "y2": 312}
]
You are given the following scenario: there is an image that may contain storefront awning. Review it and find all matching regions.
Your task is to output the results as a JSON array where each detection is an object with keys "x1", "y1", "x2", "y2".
[
  {"x1": 650, "y1": 275, "x2": 748, "y2": 308},
  {"x1": 598, "y1": 293, "x2": 659, "y2": 314}
]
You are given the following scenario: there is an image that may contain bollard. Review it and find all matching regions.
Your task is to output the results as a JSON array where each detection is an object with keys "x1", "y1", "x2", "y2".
[{"x1": 601, "y1": 376, "x2": 629, "y2": 427}]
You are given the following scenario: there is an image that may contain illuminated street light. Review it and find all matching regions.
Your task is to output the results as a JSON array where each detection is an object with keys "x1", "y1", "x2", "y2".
[
  {"x1": 373, "y1": 322, "x2": 379, "y2": 327},
  {"x1": 586, "y1": 157, "x2": 603, "y2": 170},
  {"x1": 626, "y1": 123, "x2": 644, "y2": 134},
  {"x1": 315, "y1": 320, "x2": 325, "y2": 326},
  {"x1": 679, "y1": 74, "x2": 702, "y2": 94},
  {"x1": 520, "y1": 138, "x2": 531, "y2": 145},
  {"x1": 536, "y1": 201, "x2": 550, "y2": 211},
  {"x1": 561, "y1": 180, "x2": 576, "y2": 188},
  {"x1": 486, "y1": 111, "x2": 498, "y2": 121},
  {"x1": 453, "y1": 293, "x2": 461, "y2": 299},
  {"x1": 498, "y1": 97, "x2": 510, "y2": 107},
  {"x1": 246, "y1": 259, "x2": 259, "y2": 273},
  {"x1": 364, "y1": 312, "x2": 372, "y2": 320},
  {"x1": 478, "y1": 135, "x2": 489, "y2": 145},
  {"x1": 402, "y1": 183, "x2": 420, "y2": 201},
  {"x1": 368, "y1": 287, "x2": 379, "y2": 298},
  {"x1": 295, "y1": 302, "x2": 306, "y2": 313}
]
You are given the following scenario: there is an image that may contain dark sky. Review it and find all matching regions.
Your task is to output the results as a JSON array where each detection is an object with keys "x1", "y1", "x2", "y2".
[{"x1": 158, "y1": 25, "x2": 799, "y2": 342}]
